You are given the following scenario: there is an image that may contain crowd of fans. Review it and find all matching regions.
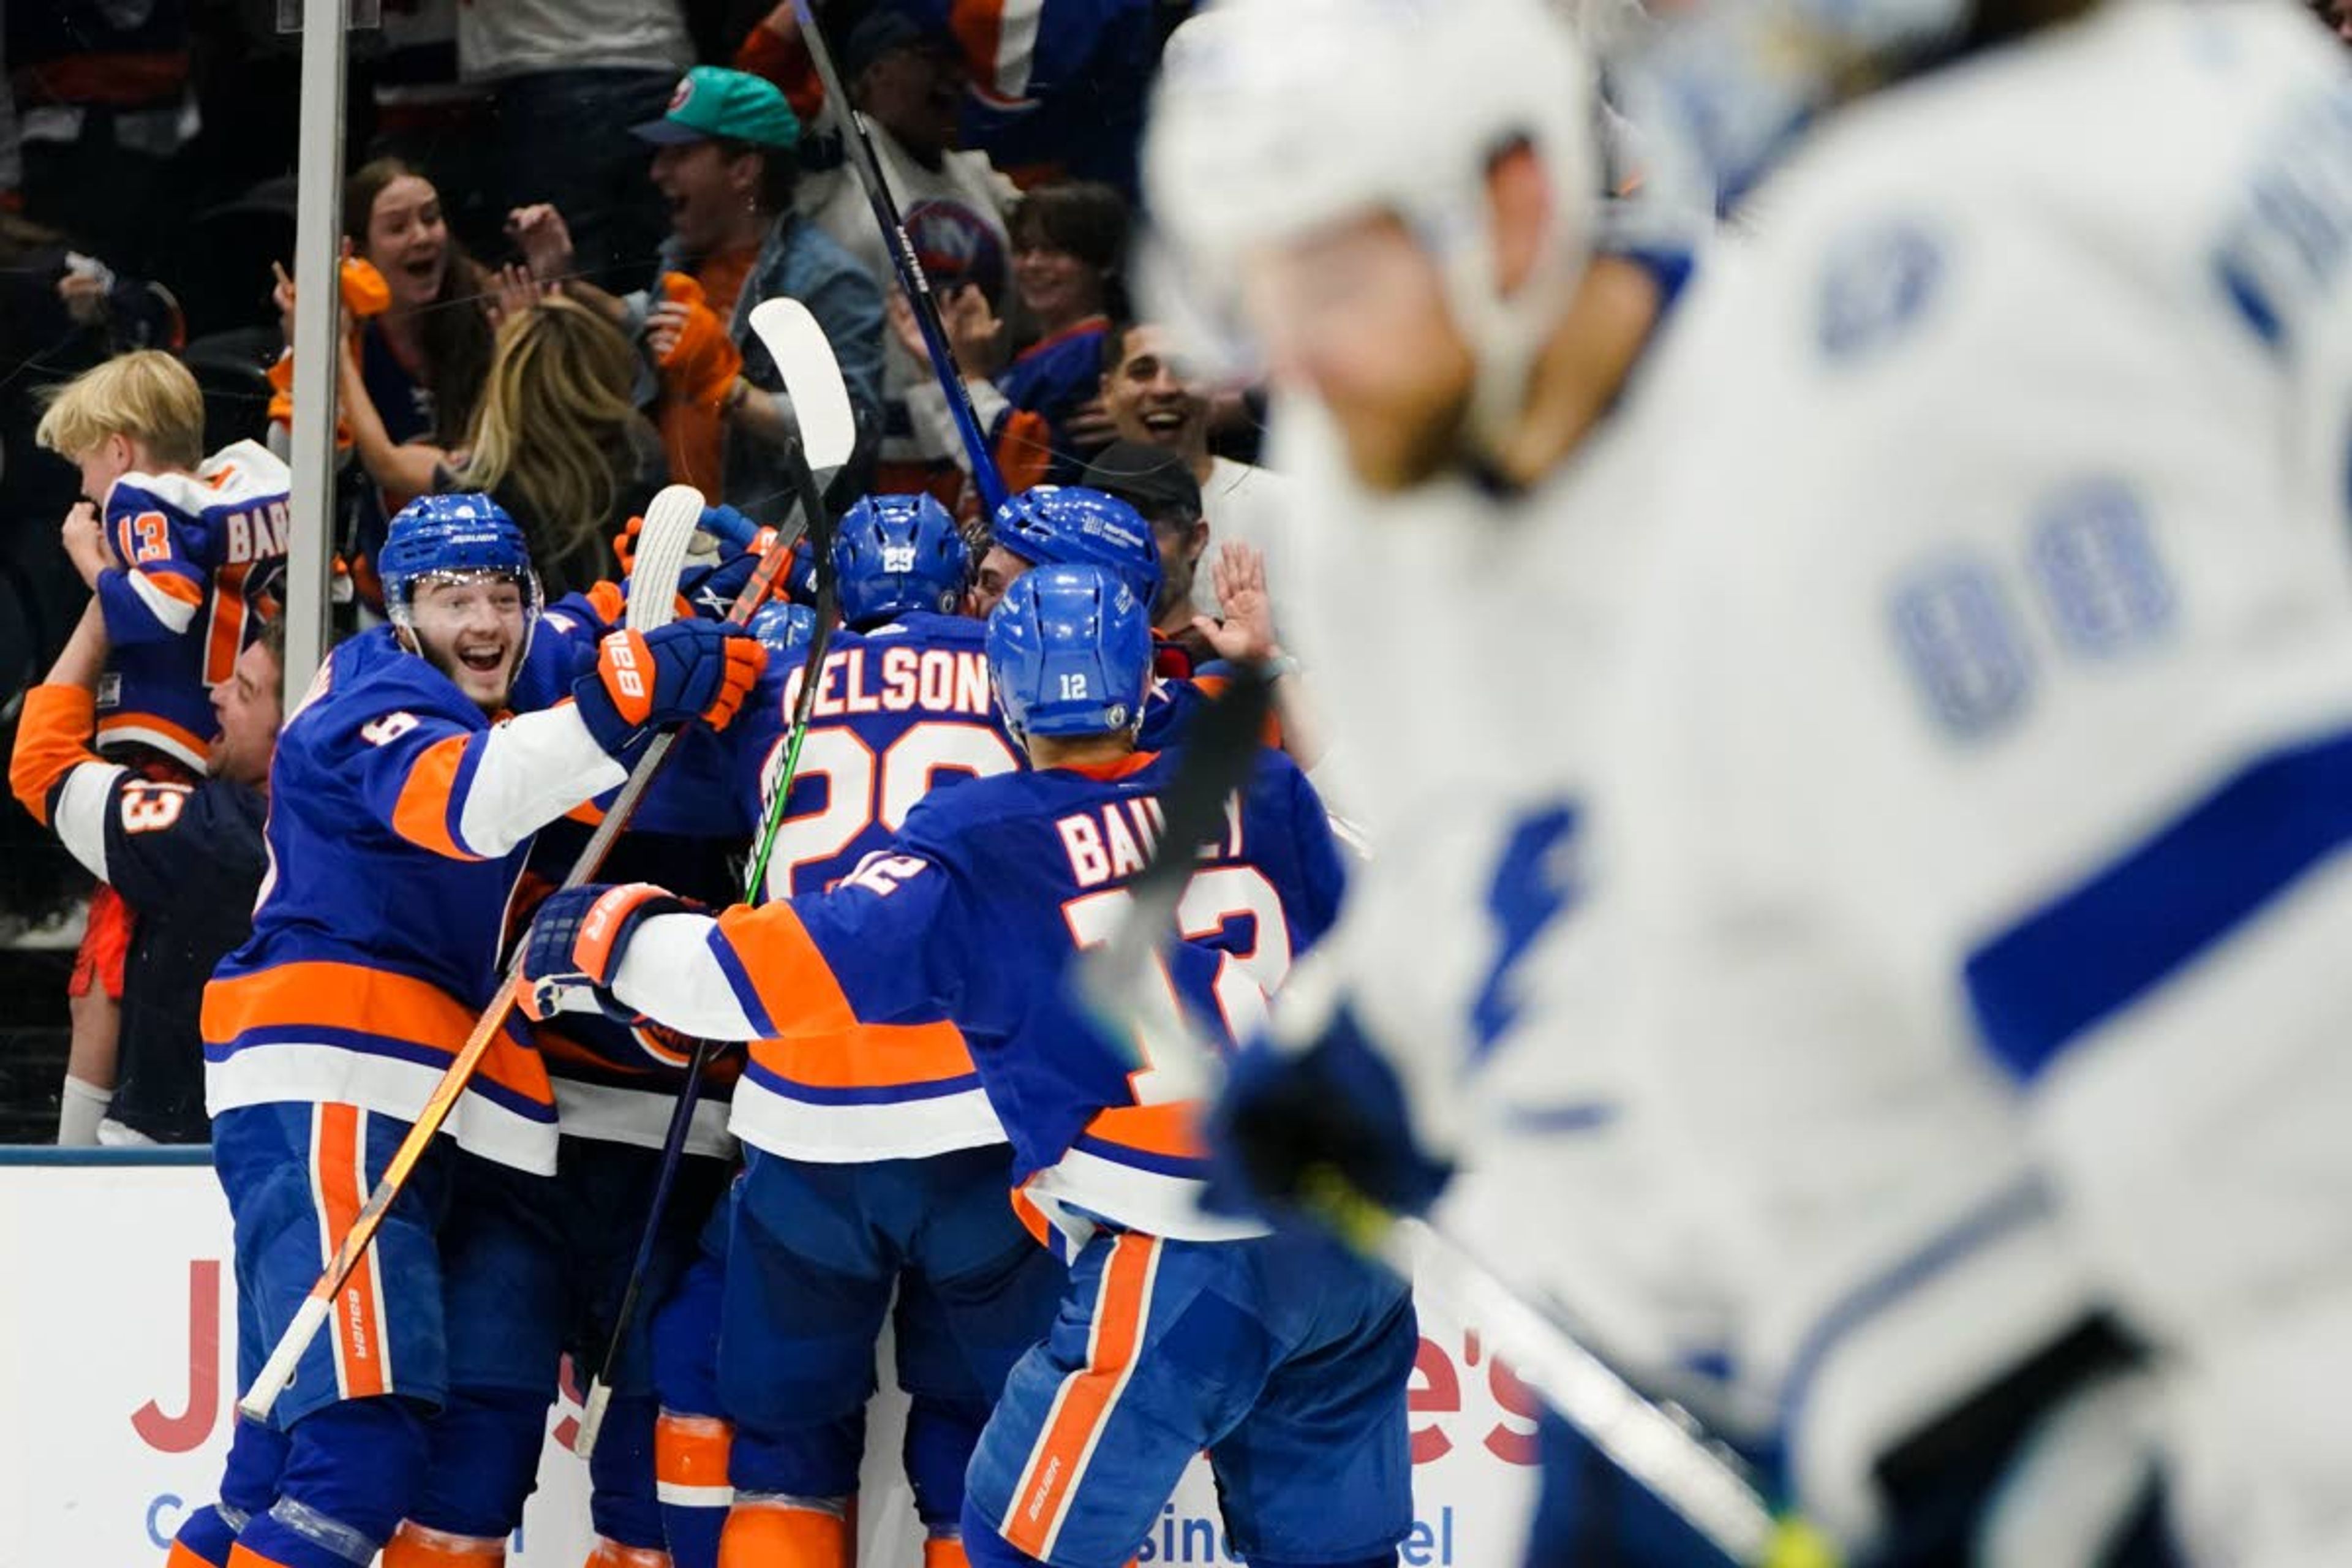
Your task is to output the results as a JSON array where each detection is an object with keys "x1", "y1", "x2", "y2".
[{"x1": 0, "y1": 0, "x2": 1268, "y2": 1144}]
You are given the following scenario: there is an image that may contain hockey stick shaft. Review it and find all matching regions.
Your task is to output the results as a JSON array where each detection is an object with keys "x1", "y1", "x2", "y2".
[
  {"x1": 241, "y1": 538, "x2": 799, "y2": 1424},
  {"x1": 575, "y1": 440, "x2": 846, "y2": 1456},
  {"x1": 790, "y1": 0, "x2": 1009, "y2": 513},
  {"x1": 1324, "y1": 1185, "x2": 1831, "y2": 1567}
]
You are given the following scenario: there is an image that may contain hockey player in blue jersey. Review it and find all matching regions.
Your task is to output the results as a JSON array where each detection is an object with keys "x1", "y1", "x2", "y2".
[
  {"x1": 627, "y1": 490, "x2": 1063, "y2": 1568},
  {"x1": 195, "y1": 493, "x2": 764, "y2": 1568},
  {"x1": 522, "y1": 563, "x2": 1415, "y2": 1568}
]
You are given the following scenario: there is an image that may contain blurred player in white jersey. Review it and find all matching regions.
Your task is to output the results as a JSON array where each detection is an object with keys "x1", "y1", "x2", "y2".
[
  {"x1": 1544, "y1": 0, "x2": 2352, "y2": 1559},
  {"x1": 1144, "y1": 2, "x2": 1740, "y2": 1563}
]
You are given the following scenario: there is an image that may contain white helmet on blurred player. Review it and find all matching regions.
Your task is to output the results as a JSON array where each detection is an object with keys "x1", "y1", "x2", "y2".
[{"x1": 1143, "y1": 0, "x2": 1600, "y2": 445}]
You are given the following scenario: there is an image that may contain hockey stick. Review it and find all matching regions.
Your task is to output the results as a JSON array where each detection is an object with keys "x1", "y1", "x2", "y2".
[
  {"x1": 789, "y1": 0, "x2": 1009, "y2": 514},
  {"x1": 239, "y1": 529, "x2": 797, "y2": 1425},
  {"x1": 571, "y1": 301, "x2": 855, "y2": 1458},
  {"x1": 1327, "y1": 1197, "x2": 1838, "y2": 1568}
]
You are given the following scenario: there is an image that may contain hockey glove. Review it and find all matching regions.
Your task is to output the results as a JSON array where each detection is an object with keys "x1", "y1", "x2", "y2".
[
  {"x1": 1203, "y1": 1002, "x2": 1455, "y2": 1232},
  {"x1": 680, "y1": 522, "x2": 784, "y2": 622},
  {"x1": 520, "y1": 882, "x2": 695, "y2": 1023},
  {"x1": 654, "y1": 274, "x2": 745, "y2": 416},
  {"x1": 571, "y1": 620, "x2": 767, "y2": 755}
]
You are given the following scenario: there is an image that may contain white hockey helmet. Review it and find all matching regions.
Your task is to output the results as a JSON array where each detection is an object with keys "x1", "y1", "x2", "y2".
[{"x1": 1142, "y1": 0, "x2": 1601, "y2": 443}]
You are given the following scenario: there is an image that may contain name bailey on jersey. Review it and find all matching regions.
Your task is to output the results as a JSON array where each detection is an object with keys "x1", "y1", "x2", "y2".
[{"x1": 1058, "y1": 791, "x2": 1248, "y2": 890}]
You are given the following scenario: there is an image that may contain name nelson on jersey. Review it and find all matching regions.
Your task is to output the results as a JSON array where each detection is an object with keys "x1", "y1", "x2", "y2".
[{"x1": 782, "y1": 643, "x2": 993, "y2": 719}]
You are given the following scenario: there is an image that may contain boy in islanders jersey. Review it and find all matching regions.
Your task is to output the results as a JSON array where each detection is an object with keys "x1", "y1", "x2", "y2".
[
  {"x1": 35, "y1": 350, "x2": 291, "y2": 1144},
  {"x1": 647, "y1": 491, "x2": 1065, "y2": 1568},
  {"x1": 522, "y1": 564, "x2": 1416, "y2": 1568},
  {"x1": 195, "y1": 494, "x2": 764, "y2": 1568}
]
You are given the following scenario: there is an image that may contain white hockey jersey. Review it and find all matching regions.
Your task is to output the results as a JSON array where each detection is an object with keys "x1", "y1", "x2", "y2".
[
  {"x1": 1589, "y1": 1, "x2": 2352, "y2": 1556},
  {"x1": 1262, "y1": 301, "x2": 1743, "y2": 1406}
]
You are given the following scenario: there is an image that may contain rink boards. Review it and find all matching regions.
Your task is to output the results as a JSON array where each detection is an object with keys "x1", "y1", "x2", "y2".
[{"x1": 0, "y1": 1152, "x2": 1540, "y2": 1565}]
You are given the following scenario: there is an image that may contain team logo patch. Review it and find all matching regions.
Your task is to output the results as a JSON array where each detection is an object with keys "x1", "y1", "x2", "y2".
[
  {"x1": 1469, "y1": 802, "x2": 1582, "y2": 1061},
  {"x1": 905, "y1": 199, "x2": 1008, "y2": 304},
  {"x1": 669, "y1": 76, "x2": 695, "y2": 114},
  {"x1": 1819, "y1": 218, "x2": 1945, "y2": 361}
]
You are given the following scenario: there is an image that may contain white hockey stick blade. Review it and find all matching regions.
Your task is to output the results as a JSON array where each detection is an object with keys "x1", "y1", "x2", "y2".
[
  {"x1": 748, "y1": 297, "x2": 856, "y2": 472},
  {"x1": 626, "y1": 483, "x2": 709, "y2": 630},
  {"x1": 573, "y1": 1381, "x2": 614, "y2": 1460}
]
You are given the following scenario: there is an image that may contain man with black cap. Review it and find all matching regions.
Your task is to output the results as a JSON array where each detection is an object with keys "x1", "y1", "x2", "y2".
[
  {"x1": 1081, "y1": 440, "x2": 1328, "y2": 770},
  {"x1": 508, "y1": 64, "x2": 884, "y2": 508},
  {"x1": 1079, "y1": 439, "x2": 1211, "y2": 647}
]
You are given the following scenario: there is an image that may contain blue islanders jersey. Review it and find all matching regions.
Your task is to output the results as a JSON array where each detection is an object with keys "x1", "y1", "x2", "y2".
[
  {"x1": 995, "y1": 318, "x2": 1110, "y2": 484},
  {"x1": 96, "y1": 441, "x2": 291, "y2": 771},
  {"x1": 202, "y1": 626, "x2": 628, "y2": 1174},
  {"x1": 724, "y1": 610, "x2": 1027, "y2": 1161},
  {"x1": 621, "y1": 746, "x2": 1348, "y2": 1251}
]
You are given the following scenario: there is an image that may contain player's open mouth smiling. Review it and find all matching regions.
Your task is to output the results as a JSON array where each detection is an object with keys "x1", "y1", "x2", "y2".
[
  {"x1": 1140, "y1": 408, "x2": 1189, "y2": 434},
  {"x1": 457, "y1": 641, "x2": 507, "y2": 674}
]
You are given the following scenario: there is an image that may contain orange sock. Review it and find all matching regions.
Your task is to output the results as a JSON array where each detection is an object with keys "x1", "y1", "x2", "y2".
[
  {"x1": 227, "y1": 1548, "x2": 295, "y2": 1568},
  {"x1": 584, "y1": 1540, "x2": 673, "y2": 1567},
  {"x1": 168, "y1": 1544, "x2": 227, "y2": 1568},
  {"x1": 718, "y1": 1500, "x2": 851, "y2": 1568},
  {"x1": 382, "y1": 1521, "x2": 507, "y2": 1565},
  {"x1": 923, "y1": 1536, "x2": 970, "y2": 1568}
]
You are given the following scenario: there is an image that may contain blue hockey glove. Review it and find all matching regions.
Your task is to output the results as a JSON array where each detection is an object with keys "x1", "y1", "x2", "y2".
[
  {"x1": 520, "y1": 882, "x2": 696, "y2": 1023},
  {"x1": 696, "y1": 503, "x2": 764, "y2": 551},
  {"x1": 571, "y1": 620, "x2": 767, "y2": 755},
  {"x1": 680, "y1": 507, "x2": 783, "y2": 620},
  {"x1": 1204, "y1": 1002, "x2": 1455, "y2": 1232}
]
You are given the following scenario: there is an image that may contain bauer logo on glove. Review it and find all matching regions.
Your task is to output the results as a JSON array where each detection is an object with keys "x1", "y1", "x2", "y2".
[{"x1": 570, "y1": 620, "x2": 767, "y2": 755}]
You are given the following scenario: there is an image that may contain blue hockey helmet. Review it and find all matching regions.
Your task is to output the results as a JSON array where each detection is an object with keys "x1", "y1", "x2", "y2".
[
  {"x1": 985, "y1": 564, "x2": 1152, "y2": 741},
  {"x1": 989, "y1": 485, "x2": 1164, "y2": 611},
  {"x1": 832, "y1": 492, "x2": 971, "y2": 627},
  {"x1": 379, "y1": 492, "x2": 543, "y2": 641}
]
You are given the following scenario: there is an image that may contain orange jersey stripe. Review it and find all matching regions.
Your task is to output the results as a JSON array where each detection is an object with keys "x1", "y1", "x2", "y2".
[
  {"x1": 715, "y1": 902, "x2": 863, "y2": 1039},
  {"x1": 314, "y1": 1104, "x2": 390, "y2": 1399},
  {"x1": 204, "y1": 960, "x2": 553, "y2": 1108},
  {"x1": 205, "y1": 560, "x2": 254, "y2": 687},
  {"x1": 1005, "y1": 1233, "x2": 1160, "y2": 1559},
  {"x1": 750, "y1": 1019, "x2": 975, "y2": 1091},
  {"x1": 1080, "y1": 1102, "x2": 1205, "y2": 1161},
  {"x1": 141, "y1": 568, "x2": 206, "y2": 608},
  {"x1": 391, "y1": 733, "x2": 483, "y2": 861},
  {"x1": 96, "y1": 708, "x2": 213, "y2": 764}
]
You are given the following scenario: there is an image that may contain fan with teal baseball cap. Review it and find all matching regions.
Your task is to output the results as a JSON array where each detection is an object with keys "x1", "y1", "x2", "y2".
[{"x1": 632, "y1": 66, "x2": 802, "y2": 151}]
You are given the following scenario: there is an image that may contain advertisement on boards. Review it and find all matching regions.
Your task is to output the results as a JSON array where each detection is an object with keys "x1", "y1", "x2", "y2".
[{"x1": 0, "y1": 1159, "x2": 1540, "y2": 1565}]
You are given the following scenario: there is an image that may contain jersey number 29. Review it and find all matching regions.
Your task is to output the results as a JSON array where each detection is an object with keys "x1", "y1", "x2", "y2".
[{"x1": 760, "y1": 723, "x2": 1020, "y2": 895}]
